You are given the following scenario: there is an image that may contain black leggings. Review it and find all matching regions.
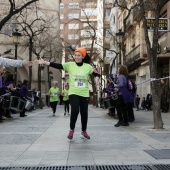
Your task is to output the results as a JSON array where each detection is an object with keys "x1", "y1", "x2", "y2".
[
  {"x1": 69, "y1": 95, "x2": 89, "y2": 131},
  {"x1": 64, "y1": 100, "x2": 69, "y2": 113},
  {"x1": 50, "y1": 101, "x2": 58, "y2": 113},
  {"x1": 116, "y1": 95, "x2": 128, "y2": 123}
]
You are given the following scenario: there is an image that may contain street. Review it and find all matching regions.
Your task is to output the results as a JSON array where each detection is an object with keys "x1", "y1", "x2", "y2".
[{"x1": 0, "y1": 105, "x2": 170, "y2": 167}]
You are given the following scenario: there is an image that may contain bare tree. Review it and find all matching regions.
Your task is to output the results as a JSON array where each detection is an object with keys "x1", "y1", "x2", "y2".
[
  {"x1": 0, "y1": 0, "x2": 38, "y2": 31},
  {"x1": 17, "y1": 7, "x2": 55, "y2": 89},
  {"x1": 139, "y1": 0, "x2": 169, "y2": 129},
  {"x1": 115, "y1": 0, "x2": 169, "y2": 129}
]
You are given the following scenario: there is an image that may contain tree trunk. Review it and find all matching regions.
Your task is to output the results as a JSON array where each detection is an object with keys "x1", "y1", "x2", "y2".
[
  {"x1": 38, "y1": 65, "x2": 43, "y2": 109},
  {"x1": 140, "y1": 0, "x2": 163, "y2": 129},
  {"x1": 29, "y1": 38, "x2": 33, "y2": 89}
]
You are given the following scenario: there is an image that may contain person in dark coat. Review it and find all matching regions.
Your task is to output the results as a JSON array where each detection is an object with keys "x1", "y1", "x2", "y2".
[
  {"x1": 160, "y1": 79, "x2": 169, "y2": 113},
  {"x1": 141, "y1": 97, "x2": 147, "y2": 110},
  {"x1": 114, "y1": 65, "x2": 134, "y2": 127},
  {"x1": 135, "y1": 95, "x2": 140, "y2": 111},
  {"x1": 19, "y1": 80, "x2": 29, "y2": 117}
]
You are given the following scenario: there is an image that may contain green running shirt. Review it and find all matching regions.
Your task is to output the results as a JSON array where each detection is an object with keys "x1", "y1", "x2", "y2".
[
  {"x1": 49, "y1": 87, "x2": 60, "y2": 102},
  {"x1": 62, "y1": 89, "x2": 69, "y2": 101},
  {"x1": 62, "y1": 62, "x2": 93, "y2": 97}
]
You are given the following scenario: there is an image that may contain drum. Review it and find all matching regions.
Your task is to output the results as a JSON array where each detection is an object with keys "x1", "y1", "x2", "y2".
[
  {"x1": 2, "y1": 99, "x2": 11, "y2": 109},
  {"x1": 103, "y1": 97, "x2": 115, "y2": 109},
  {"x1": 18, "y1": 99, "x2": 26, "y2": 112},
  {"x1": 25, "y1": 100, "x2": 32, "y2": 111},
  {"x1": 1, "y1": 95, "x2": 11, "y2": 109},
  {"x1": 10, "y1": 96, "x2": 19, "y2": 111}
]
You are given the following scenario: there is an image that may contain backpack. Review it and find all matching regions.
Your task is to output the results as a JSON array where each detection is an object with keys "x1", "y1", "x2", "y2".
[{"x1": 127, "y1": 78, "x2": 137, "y2": 93}]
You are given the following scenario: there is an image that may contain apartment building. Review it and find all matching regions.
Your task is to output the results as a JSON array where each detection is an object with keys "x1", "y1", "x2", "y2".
[{"x1": 60, "y1": 0, "x2": 98, "y2": 88}]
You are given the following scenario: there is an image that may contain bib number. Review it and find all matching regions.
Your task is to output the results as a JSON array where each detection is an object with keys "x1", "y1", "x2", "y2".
[
  {"x1": 74, "y1": 79, "x2": 85, "y2": 88},
  {"x1": 53, "y1": 93, "x2": 58, "y2": 96}
]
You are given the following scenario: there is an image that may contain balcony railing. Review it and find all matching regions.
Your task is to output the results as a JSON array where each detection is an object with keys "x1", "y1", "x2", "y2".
[{"x1": 125, "y1": 44, "x2": 147, "y2": 65}]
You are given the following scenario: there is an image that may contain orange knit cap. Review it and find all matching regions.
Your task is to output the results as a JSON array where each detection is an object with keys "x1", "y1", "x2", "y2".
[{"x1": 74, "y1": 48, "x2": 86, "y2": 58}]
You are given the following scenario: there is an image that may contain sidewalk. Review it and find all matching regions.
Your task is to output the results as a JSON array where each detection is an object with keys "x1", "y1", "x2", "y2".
[{"x1": 0, "y1": 105, "x2": 170, "y2": 167}]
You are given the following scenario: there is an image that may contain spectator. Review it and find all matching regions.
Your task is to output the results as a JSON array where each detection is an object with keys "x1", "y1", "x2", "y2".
[
  {"x1": 135, "y1": 95, "x2": 140, "y2": 111},
  {"x1": 19, "y1": 80, "x2": 29, "y2": 117},
  {"x1": 114, "y1": 65, "x2": 134, "y2": 127},
  {"x1": 160, "y1": 79, "x2": 169, "y2": 113},
  {"x1": 32, "y1": 87, "x2": 39, "y2": 109},
  {"x1": 146, "y1": 93, "x2": 152, "y2": 110},
  {"x1": 141, "y1": 97, "x2": 147, "y2": 111}
]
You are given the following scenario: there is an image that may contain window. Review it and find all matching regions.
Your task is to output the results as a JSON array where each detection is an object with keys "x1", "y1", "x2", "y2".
[
  {"x1": 60, "y1": 3, "x2": 64, "y2": 9},
  {"x1": 106, "y1": 29, "x2": 111, "y2": 37},
  {"x1": 105, "y1": 8, "x2": 111, "y2": 17},
  {"x1": 60, "y1": 34, "x2": 64, "y2": 38},
  {"x1": 68, "y1": 13, "x2": 79, "y2": 19},
  {"x1": 68, "y1": 3, "x2": 79, "y2": 9},
  {"x1": 60, "y1": 24, "x2": 64, "y2": 29},
  {"x1": 68, "y1": 34, "x2": 79, "y2": 39},
  {"x1": 68, "y1": 24, "x2": 79, "y2": 29},
  {"x1": 83, "y1": 22, "x2": 95, "y2": 28},
  {"x1": 60, "y1": 14, "x2": 64, "y2": 19},
  {"x1": 81, "y1": 30, "x2": 94, "y2": 37}
]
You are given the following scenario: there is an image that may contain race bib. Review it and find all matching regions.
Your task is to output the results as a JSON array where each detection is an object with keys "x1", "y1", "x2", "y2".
[
  {"x1": 74, "y1": 79, "x2": 85, "y2": 88},
  {"x1": 53, "y1": 92, "x2": 58, "y2": 96}
]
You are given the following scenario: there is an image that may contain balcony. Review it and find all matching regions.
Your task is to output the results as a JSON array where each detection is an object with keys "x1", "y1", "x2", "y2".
[{"x1": 125, "y1": 44, "x2": 147, "y2": 69}]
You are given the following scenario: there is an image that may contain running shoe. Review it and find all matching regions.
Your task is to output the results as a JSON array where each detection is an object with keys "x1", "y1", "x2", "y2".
[
  {"x1": 67, "y1": 130, "x2": 74, "y2": 140},
  {"x1": 81, "y1": 131, "x2": 90, "y2": 139}
]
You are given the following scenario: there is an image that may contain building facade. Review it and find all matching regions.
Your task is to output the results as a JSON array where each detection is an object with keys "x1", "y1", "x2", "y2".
[{"x1": 0, "y1": 0, "x2": 61, "y2": 94}]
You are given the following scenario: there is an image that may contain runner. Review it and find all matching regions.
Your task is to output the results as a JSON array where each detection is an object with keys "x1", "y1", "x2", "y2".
[
  {"x1": 49, "y1": 81, "x2": 60, "y2": 116},
  {"x1": 62, "y1": 84, "x2": 70, "y2": 116},
  {"x1": 35, "y1": 47, "x2": 100, "y2": 139}
]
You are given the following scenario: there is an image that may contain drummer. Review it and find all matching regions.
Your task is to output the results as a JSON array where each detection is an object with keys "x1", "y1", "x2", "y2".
[{"x1": 103, "y1": 75, "x2": 116, "y2": 117}]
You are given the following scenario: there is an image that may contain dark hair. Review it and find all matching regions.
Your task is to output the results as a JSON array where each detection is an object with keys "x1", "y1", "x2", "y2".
[
  {"x1": 22, "y1": 80, "x2": 28, "y2": 86},
  {"x1": 118, "y1": 65, "x2": 129, "y2": 77},
  {"x1": 82, "y1": 53, "x2": 91, "y2": 64}
]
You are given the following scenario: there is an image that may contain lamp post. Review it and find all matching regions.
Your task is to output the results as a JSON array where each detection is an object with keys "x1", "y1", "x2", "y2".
[
  {"x1": 99, "y1": 59, "x2": 104, "y2": 98},
  {"x1": 12, "y1": 29, "x2": 21, "y2": 85},
  {"x1": 116, "y1": 29, "x2": 124, "y2": 68}
]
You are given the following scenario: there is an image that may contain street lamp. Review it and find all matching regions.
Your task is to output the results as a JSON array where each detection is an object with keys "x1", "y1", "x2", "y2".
[
  {"x1": 12, "y1": 29, "x2": 21, "y2": 85},
  {"x1": 116, "y1": 29, "x2": 124, "y2": 66},
  {"x1": 98, "y1": 59, "x2": 104, "y2": 108},
  {"x1": 99, "y1": 59, "x2": 104, "y2": 96}
]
